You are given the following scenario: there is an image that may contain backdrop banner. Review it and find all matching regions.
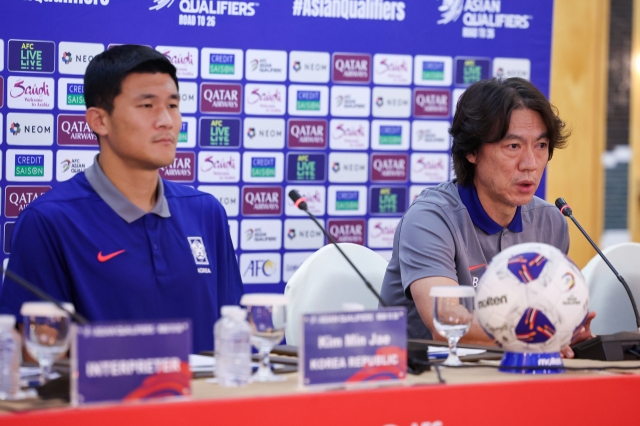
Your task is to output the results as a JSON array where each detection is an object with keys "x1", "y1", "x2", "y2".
[{"x1": 0, "y1": 0, "x2": 554, "y2": 293}]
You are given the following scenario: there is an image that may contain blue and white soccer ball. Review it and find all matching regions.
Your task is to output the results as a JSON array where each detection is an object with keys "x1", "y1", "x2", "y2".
[{"x1": 475, "y1": 243, "x2": 590, "y2": 353}]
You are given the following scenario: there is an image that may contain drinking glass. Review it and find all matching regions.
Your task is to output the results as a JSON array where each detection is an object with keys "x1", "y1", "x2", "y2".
[
  {"x1": 20, "y1": 302, "x2": 74, "y2": 384},
  {"x1": 430, "y1": 286, "x2": 475, "y2": 366},
  {"x1": 240, "y1": 294, "x2": 288, "y2": 383}
]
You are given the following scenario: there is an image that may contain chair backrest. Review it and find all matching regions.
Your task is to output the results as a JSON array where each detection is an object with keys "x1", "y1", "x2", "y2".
[
  {"x1": 284, "y1": 243, "x2": 389, "y2": 345},
  {"x1": 582, "y1": 242, "x2": 640, "y2": 334}
]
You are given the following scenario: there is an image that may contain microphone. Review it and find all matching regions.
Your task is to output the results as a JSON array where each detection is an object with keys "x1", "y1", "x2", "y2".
[
  {"x1": 288, "y1": 190, "x2": 387, "y2": 307},
  {"x1": 2, "y1": 267, "x2": 88, "y2": 325},
  {"x1": 555, "y1": 198, "x2": 640, "y2": 360}
]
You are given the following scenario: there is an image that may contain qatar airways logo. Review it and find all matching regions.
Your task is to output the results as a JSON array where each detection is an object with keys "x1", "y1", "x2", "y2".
[
  {"x1": 371, "y1": 154, "x2": 408, "y2": 182},
  {"x1": 159, "y1": 152, "x2": 195, "y2": 182},
  {"x1": 414, "y1": 89, "x2": 450, "y2": 118},
  {"x1": 288, "y1": 119, "x2": 327, "y2": 148},
  {"x1": 201, "y1": 83, "x2": 242, "y2": 114},
  {"x1": 333, "y1": 53, "x2": 371, "y2": 83},
  {"x1": 327, "y1": 219, "x2": 365, "y2": 245},
  {"x1": 242, "y1": 187, "x2": 282, "y2": 215}
]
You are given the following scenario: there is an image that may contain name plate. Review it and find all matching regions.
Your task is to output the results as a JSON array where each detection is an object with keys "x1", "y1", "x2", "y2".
[
  {"x1": 71, "y1": 320, "x2": 192, "y2": 405},
  {"x1": 299, "y1": 308, "x2": 407, "y2": 388}
]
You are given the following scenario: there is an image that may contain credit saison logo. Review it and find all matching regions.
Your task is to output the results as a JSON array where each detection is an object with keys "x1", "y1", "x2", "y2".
[
  {"x1": 179, "y1": 121, "x2": 189, "y2": 142},
  {"x1": 15, "y1": 155, "x2": 45, "y2": 177},
  {"x1": 296, "y1": 90, "x2": 321, "y2": 111},
  {"x1": 8, "y1": 40, "x2": 55, "y2": 73},
  {"x1": 335, "y1": 190, "x2": 359, "y2": 210},
  {"x1": 66, "y1": 83, "x2": 84, "y2": 105},
  {"x1": 292, "y1": 0, "x2": 406, "y2": 21},
  {"x1": 477, "y1": 295, "x2": 507, "y2": 309},
  {"x1": 423, "y1": 61, "x2": 445, "y2": 81},
  {"x1": 251, "y1": 157, "x2": 276, "y2": 178},
  {"x1": 379, "y1": 125, "x2": 402, "y2": 145},
  {"x1": 210, "y1": 53, "x2": 235, "y2": 75},
  {"x1": 437, "y1": 0, "x2": 532, "y2": 40}
]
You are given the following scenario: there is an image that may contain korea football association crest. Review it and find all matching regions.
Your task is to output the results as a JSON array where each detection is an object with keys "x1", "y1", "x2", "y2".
[{"x1": 188, "y1": 236, "x2": 209, "y2": 266}]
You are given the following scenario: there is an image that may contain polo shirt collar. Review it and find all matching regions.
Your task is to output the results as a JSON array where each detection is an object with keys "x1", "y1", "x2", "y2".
[
  {"x1": 84, "y1": 155, "x2": 171, "y2": 224},
  {"x1": 457, "y1": 182, "x2": 522, "y2": 235}
]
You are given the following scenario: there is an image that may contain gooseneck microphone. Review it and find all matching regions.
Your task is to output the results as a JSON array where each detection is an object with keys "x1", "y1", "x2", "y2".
[
  {"x1": 2, "y1": 267, "x2": 88, "y2": 325},
  {"x1": 556, "y1": 198, "x2": 640, "y2": 361},
  {"x1": 288, "y1": 190, "x2": 387, "y2": 307},
  {"x1": 555, "y1": 198, "x2": 640, "y2": 331}
]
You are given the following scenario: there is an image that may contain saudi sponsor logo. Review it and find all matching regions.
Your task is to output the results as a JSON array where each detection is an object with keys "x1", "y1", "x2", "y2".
[
  {"x1": 288, "y1": 119, "x2": 327, "y2": 149},
  {"x1": 292, "y1": 0, "x2": 405, "y2": 21},
  {"x1": 159, "y1": 151, "x2": 195, "y2": 182},
  {"x1": 286, "y1": 153, "x2": 326, "y2": 182},
  {"x1": 178, "y1": 82, "x2": 197, "y2": 114},
  {"x1": 493, "y1": 57, "x2": 531, "y2": 80},
  {"x1": 239, "y1": 253, "x2": 281, "y2": 284},
  {"x1": 157, "y1": 46, "x2": 198, "y2": 79},
  {"x1": 242, "y1": 186, "x2": 283, "y2": 216},
  {"x1": 327, "y1": 219, "x2": 365, "y2": 245},
  {"x1": 245, "y1": 83, "x2": 286, "y2": 115},
  {"x1": 7, "y1": 113, "x2": 54, "y2": 146},
  {"x1": 197, "y1": 151, "x2": 240, "y2": 183},
  {"x1": 328, "y1": 152, "x2": 367, "y2": 183},
  {"x1": 5, "y1": 185, "x2": 51, "y2": 217},
  {"x1": 332, "y1": 53, "x2": 371, "y2": 83},
  {"x1": 330, "y1": 86, "x2": 371, "y2": 117},
  {"x1": 371, "y1": 153, "x2": 408, "y2": 182},
  {"x1": 241, "y1": 219, "x2": 282, "y2": 250},
  {"x1": 410, "y1": 153, "x2": 450, "y2": 183},
  {"x1": 289, "y1": 51, "x2": 330, "y2": 83},
  {"x1": 411, "y1": 120, "x2": 450, "y2": 151},
  {"x1": 58, "y1": 42, "x2": 104, "y2": 75},
  {"x1": 284, "y1": 185, "x2": 325, "y2": 216},
  {"x1": 368, "y1": 218, "x2": 400, "y2": 248},
  {"x1": 57, "y1": 114, "x2": 98, "y2": 146},
  {"x1": 201, "y1": 48, "x2": 243, "y2": 80},
  {"x1": 56, "y1": 149, "x2": 97, "y2": 182},
  {"x1": 7, "y1": 150, "x2": 53, "y2": 182},
  {"x1": 288, "y1": 85, "x2": 329, "y2": 116},
  {"x1": 329, "y1": 119, "x2": 369, "y2": 150},
  {"x1": 243, "y1": 118, "x2": 285, "y2": 149},
  {"x1": 8, "y1": 76, "x2": 54, "y2": 110},
  {"x1": 370, "y1": 187, "x2": 407, "y2": 215},
  {"x1": 200, "y1": 83, "x2": 242, "y2": 114},
  {"x1": 373, "y1": 54, "x2": 412, "y2": 85},
  {"x1": 198, "y1": 185, "x2": 239, "y2": 217},
  {"x1": 199, "y1": 117, "x2": 241, "y2": 148},
  {"x1": 455, "y1": 57, "x2": 491, "y2": 86},
  {"x1": 413, "y1": 89, "x2": 450, "y2": 118},
  {"x1": 245, "y1": 49, "x2": 287, "y2": 81},
  {"x1": 243, "y1": 152, "x2": 283, "y2": 183},
  {"x1": 8, "y1": 40, "x2": 56, "y2": 73},
  {"x1": 436, "y1": 0, "x2": 532, "y2": 39},
  {"x1": 296, "y1": 90, "x2": 321, "y2": 111}
]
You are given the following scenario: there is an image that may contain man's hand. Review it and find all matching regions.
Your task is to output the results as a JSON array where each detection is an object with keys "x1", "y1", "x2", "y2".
[{"x1": 560, "y1": 311, "x2": 596, "y2": 359}]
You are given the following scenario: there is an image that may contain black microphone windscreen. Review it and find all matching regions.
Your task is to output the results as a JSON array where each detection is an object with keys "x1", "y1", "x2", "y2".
[{"x1": 288, "y1": 190, "x2": 302, "y2": 203}]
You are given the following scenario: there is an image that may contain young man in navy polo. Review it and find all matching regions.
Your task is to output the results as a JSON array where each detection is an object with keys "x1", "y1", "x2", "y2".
[{"x1": 0, "y1": 45, "x2": 243, "y2": 353}]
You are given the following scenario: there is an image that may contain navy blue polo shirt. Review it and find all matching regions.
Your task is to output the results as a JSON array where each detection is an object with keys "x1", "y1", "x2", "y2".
[{"x1": 0, "y1": 159, "x2": 243, "y2": 353}]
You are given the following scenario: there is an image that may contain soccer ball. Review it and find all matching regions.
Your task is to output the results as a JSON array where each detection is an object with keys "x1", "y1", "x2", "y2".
[{"x1": 475, "y1": 243, "x2": 589, "y2": 353}]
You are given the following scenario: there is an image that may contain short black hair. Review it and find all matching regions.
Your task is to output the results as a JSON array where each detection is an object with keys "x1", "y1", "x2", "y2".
[
  {"x1": 84, "y1": 44, "x2": 178, "y2": 114},
  {"x1": 450, "y1": 77, "x2": 569, "y2": 186}
]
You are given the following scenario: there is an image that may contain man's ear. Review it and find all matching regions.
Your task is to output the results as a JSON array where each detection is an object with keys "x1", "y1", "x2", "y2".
[
  {"x1": 85, "y1": 107, "x2": 109, "y2": 141},
  {"x1": 466, "y1": 151, "x2": 478, "y2": 165}
]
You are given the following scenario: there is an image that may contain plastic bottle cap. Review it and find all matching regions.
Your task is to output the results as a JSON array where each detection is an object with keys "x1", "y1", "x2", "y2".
[
  {"x1": 240, "y1": 293, "x2": 289, "y2": 307},
  {"x1": 0, "y1": 315, "x2": 16, "y2": 329},
  {"x1": 221, "y1": 305, "x2": 247, "y2": 321},
  {"x1": 20, "y1": 301, "x2": 75, "y2": 317}
]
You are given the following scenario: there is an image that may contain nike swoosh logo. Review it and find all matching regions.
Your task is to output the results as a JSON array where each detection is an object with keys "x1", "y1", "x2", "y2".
[{"x1": 97, "y1": 250, "x2": 126, "y2": 262}]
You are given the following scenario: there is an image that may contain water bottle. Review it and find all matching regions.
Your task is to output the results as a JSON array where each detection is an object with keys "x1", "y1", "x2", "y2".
[
  {"x1": 214, "y1": 306, "x2": 252, "y2": 387},
  {"x1": 0, "y1": 315, "x2": 21, "y2": 400}
]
